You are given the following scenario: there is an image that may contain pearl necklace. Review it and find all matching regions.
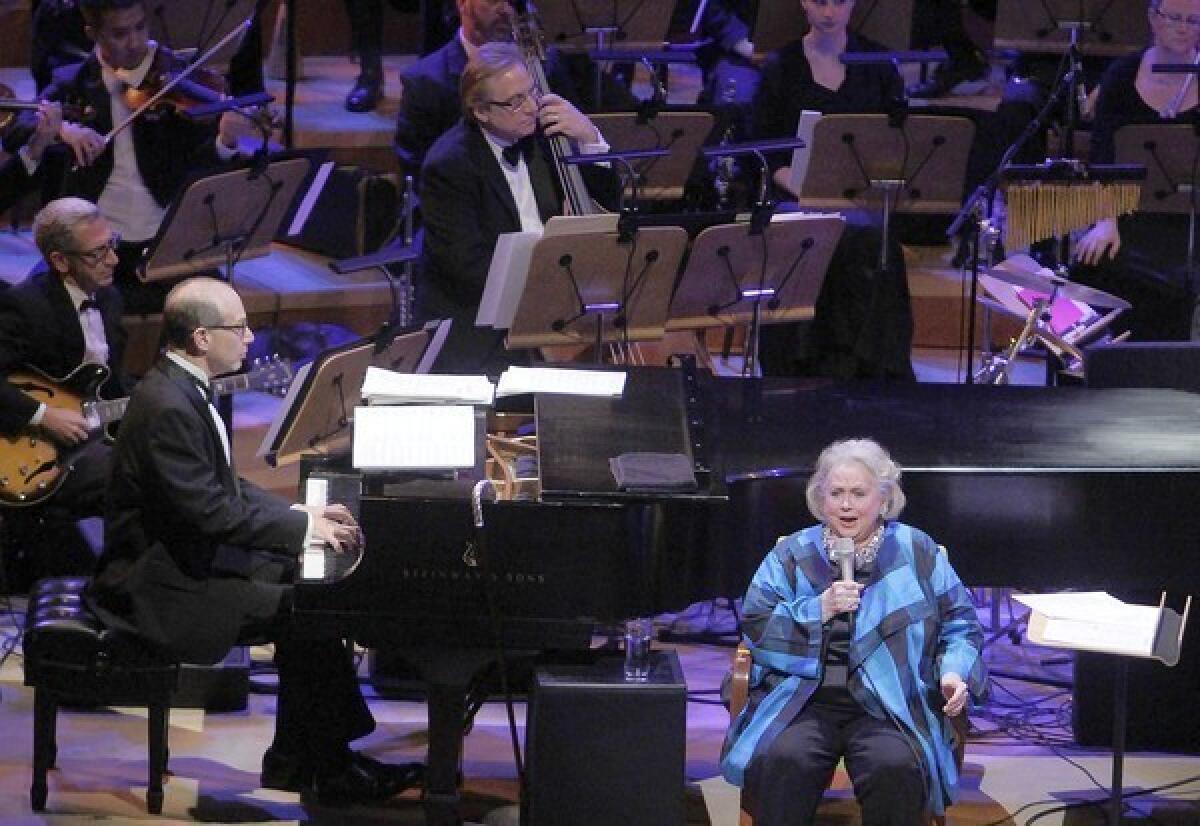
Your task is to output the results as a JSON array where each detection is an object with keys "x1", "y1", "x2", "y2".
[{"x1": 822, "y1": 523, "x2": 886, "y2": 571}]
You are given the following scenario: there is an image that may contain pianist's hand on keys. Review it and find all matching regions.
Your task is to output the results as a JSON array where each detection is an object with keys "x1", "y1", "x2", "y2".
[{"x1": 301, "y1": 503, "x2": 363, "y2": 554}]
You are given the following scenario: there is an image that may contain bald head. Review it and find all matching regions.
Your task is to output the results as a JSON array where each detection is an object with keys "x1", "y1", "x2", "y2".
[{"x1": 162, "y1": 277, "x2": 252, "y2": 378}]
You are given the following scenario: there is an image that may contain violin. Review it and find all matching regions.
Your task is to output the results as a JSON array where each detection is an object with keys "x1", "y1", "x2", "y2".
[
  {"x1": 119, "y1": 45, "x2": 227, "y2": 120},
  {"x1": 0, "y1": 83, "x2": 95, "y2": 133}
]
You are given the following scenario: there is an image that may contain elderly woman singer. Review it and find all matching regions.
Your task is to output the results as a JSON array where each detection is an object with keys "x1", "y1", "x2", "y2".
[{"x1": 721, "y1": 438, "x2": 987, "y2": 826}]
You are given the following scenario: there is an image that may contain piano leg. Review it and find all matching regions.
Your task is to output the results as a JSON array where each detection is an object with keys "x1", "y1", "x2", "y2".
[{"x1": 407, "y1": 649, "x2": 506, "y2": 826}]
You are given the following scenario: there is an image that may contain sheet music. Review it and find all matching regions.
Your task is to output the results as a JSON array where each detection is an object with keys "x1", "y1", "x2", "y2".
[
  {"x1": 352, "y1": 405, "x2": 477, "y2": 469},
  {"x1": 477, "y1": 230, "x2": 541, "y2": 329},
  {"x1": 496, "y1": 366, "x2": 627, "y2": 398},
  {"x1": 361, "y1": 366, "x2": 495, "y2": 405},
  {"x1": 1014, "y1": 592, "x2": 1162, "y2": 658},
  {"x1": 787, "y1": 110, "x2": 821, "y2": 197}
]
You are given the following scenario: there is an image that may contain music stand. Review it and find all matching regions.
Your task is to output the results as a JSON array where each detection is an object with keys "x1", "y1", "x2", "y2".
[
  {"x1": 1114, "y1": 124, "x2": 1200, "y2": 287},
  {"x1": 534, "y1": 0, "x2": 674, "y2": 51},
  {"x1": 504, "y1": 223, "x2": 688, "y2": 353},
  {"x1": 752, "y1": 0, "x2": 914, "y2": 55},
  {"x1": 994, "y1": 0, "x2": 1149, "y2": 56},
  {"x1": 794, "y1": 114, "x2": 974, "y2": 270},
  {"x1": 146, "y1": 0, "x2": 259, "y2": 69},
  {"x1": 142, "y1": 155, "x2": 312, "y2": 283},
  {"x1": 589, "y1": 111, "x2": 714, "y2": 201},
  {"x1": 667, "y1": 213, "x2": 844, "y2": 376},
  {"x1": 257, "y1": 318, "x2": 450, "y2": 467}
]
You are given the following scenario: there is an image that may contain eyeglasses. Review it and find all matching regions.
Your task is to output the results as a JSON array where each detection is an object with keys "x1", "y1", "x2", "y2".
[
  {"x1": 66, "y1": 234, "x2": 120, "y2": 266},
  {"x1": 1152, "y1": 6, "x2": 1200, "y2": 26},
  {"x1": 206, "y1": 321, "x2": 251, "y2": 337},
  {"x1": 488, "y1": 87, "x2": 539, "y2": 113}
]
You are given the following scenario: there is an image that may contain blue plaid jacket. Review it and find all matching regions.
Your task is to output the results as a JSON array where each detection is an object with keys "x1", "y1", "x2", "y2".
[{"x1": 721, "y1": 522, "x2": 987, "y2": 815}]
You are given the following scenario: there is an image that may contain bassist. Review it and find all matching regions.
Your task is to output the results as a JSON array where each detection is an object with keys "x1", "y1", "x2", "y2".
[{"x1": 0, "y1": 197, "x2": 126, "y2": 584}]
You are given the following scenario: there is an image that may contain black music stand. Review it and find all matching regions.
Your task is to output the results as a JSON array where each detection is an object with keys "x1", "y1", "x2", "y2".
[
  {"x1": 994, "y1": 0, "x2": 1149, "y2": 56},
  {"x1": 257, "y1": 319, "x2": 450, "y2": 467},
  {"x1": 793, "y1": 114, "x2": 975, "y2": 270},
  {"x1": 589, "y1": 111, "x2": 714, "y2": 201},
  {"x1": 667, "y1": 214, "x2": 844, "y2": 377},
  {"x1": 1114, "y1": 124, "x2": 1200, "y2": 289},
  {"x1": 503, "y1": 219, "x2": 688, "y2": 358},
  {"x1": 534, "y1": 0, "x2": 674, "y2": 51},
  {"x1": 142, "y1": 155, "x2": 312, "y2": 283}
]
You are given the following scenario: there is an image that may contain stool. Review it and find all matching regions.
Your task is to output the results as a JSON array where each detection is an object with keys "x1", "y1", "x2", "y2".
[{"x1": 22, "y1": 576, "x2": 181, "y2": 814}]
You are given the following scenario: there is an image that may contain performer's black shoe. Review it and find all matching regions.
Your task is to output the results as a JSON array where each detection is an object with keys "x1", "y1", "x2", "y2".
[
  {"x1": 260, "y1": 747, "x2": 312, "y2": 792},
  {"x1": 345, "y1": 65, "x2": 383, "y2": 113},
  {"x1": 311, "y1": 754, "x2": 423, "y2": 806}
]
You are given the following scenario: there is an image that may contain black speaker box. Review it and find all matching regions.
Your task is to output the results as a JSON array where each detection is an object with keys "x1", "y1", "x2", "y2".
[
  {"x1": 525, "y1": 650, "x2": 687, "y2": 826},
  {"x1": 1085, "y1": 341, "x2": 1200, "y2": 393}
]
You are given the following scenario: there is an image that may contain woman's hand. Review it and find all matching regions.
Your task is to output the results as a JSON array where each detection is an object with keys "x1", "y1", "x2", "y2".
[
  {"x1": 1074, "y1": 219, "x2": 1120, "y2": 267},
  {"x1": 940, "y1": 672, "x2": 968, "y2": 717},
  {"x1": 820, "y1": 580, "x2": 864, "y2": 623}
]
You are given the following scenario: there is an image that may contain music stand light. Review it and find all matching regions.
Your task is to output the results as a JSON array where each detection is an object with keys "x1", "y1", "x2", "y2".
[{"x1": 589, "y1": 111, "x2": 715, "y2": 201}]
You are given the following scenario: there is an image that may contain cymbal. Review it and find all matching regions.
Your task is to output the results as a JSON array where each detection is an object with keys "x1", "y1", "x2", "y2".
[{"x1": 985, "y1": 254, "x2": 1131, "y2": 310}]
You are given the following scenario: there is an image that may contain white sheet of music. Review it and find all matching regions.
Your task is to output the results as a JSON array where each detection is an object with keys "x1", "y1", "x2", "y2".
[
  {"x1": 360, "y1": 366, "x2": 495, "y2": 405},
  {"x1": 477, "y1": 230, "x2": 541, "y2": 329},
  {"x1": 495, "y1": 366, "x2": 626, "y2": 398},
  {"x1": 1014, "y1": 592, "x2": 1161, "y2": 658},
  {"x1": 787, "y1": 110, "x2": 821, "y2": 197},
  {"x1": 301, "y1": 477, "x2": 328, "y2": 580},
  {"x1": 352, "y1": 404, "x2": 476, "y2": 469}
]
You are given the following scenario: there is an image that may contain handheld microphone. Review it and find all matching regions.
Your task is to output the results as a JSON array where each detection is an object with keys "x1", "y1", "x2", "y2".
[{"x1": 831, "y1": 537, "x2": 855, "y2": 583}]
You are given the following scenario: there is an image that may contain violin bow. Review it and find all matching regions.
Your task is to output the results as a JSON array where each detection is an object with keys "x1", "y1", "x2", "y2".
[{"x1": 104, "y1": 16, "x2": 254, "y2": 146}]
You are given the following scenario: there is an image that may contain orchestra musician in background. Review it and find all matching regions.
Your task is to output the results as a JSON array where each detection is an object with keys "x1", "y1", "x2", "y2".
[
  {"x1": 1070, "y1": 0, "x2": 1200, "y2": 341},
  {"x1": 3, "y1": 0, "x2": 260, "y2": 313},
  {"x1": 0, "y1": 197, "x2": 126, "y2": 586},
  {"x1": 393, "y1": 0, "x2": 635, "y2": 180},
  {"x1": 417, "y1": 42, "x2": 616, "y2": 374},
  {"x1": 721, "y1": 438, "x2": 987, "y2": 826},
  {"x1": 750, "y1": 0, "x2": 915, "y2": 381},
  {"x1": 86, "y1": 275, "x2": 424, "y2": 806}
]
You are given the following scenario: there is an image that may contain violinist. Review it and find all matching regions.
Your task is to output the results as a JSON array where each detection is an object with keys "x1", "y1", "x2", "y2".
[
  {"x1": 4, "y1": 0, "x2": 259, "y2": 313},
  {"x1": 417, "y1": 42, "x2": 617, "y2": 374}
]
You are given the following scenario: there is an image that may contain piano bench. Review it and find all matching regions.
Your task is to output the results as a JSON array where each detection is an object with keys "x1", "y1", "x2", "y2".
[{"x1": 22, "y1": 576, "x2": 181, "y2": 815}]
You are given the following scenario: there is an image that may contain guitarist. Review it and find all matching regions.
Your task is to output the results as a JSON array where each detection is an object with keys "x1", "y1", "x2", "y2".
[{"x1": 0, "y1": 196, "x2": 127, "y2": 586}]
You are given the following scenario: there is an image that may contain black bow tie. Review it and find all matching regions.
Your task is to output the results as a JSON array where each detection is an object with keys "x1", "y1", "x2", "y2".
[
  {"x1": 78, "y1": 298, "x2": 99, "y2": 313},
  {"x1": 501, "y1": 136, "x2": 535, "y2": 167}
]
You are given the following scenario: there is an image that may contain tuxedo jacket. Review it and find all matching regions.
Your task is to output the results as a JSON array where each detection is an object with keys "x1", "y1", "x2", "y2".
[
  {"x1": 3, "y1": 52, "x2": 223, "y2": 211},
  {"x1": 0, "y1": 267, "x2": 126, "y2": 435},
  {"x1": 393, "y1": 36, "x2": 635, "y2": 178},
  {"x1": 89, "y1": 357, "x2": 308, "y2": 663}
]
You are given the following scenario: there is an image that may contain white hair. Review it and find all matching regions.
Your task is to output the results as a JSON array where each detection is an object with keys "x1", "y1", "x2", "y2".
[{"x1": 805, "y1": 438, "x2": 906, "y2": 522}]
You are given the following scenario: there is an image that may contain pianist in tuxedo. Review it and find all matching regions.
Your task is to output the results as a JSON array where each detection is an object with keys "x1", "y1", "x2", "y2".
[
  {"x1": 0, "y1": 196, "x2": 126, "y2": 584},
  {"x1": 721, "y1": 438, "x2": 987, "y2": 826},
  {"x1": 87, "y1": 276, "x2": 422, "y2": 806},
  {"x1": 418, "y1": 41, "x2": 616, "y2": 374}
]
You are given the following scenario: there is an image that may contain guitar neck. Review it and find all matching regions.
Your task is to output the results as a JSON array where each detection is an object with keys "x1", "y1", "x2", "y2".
[{"x1": 82, "y1": 373, "x2": 248, "y2": 428}]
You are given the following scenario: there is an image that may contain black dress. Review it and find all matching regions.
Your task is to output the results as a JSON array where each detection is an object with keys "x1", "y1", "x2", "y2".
[
  {"x1": 1072, "y1": 50, "x2": 1198, "y2": 341},
  {"x1": 751, "y1": 35, "x2": 915, "y2": 380}
]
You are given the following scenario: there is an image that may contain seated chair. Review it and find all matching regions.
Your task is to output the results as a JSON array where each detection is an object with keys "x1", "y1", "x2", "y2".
[{"x1": 23, "y1": 576, "x2": 181, "y2": 814}]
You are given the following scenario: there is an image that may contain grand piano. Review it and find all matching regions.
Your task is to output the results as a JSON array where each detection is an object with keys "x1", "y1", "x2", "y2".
[{"x1": 293, "y1": 367, "x2": 1200, "y2": 824}]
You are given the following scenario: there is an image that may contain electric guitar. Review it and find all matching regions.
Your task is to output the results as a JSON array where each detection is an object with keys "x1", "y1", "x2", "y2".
[{"x1": 0, "y1": 357, "x2": 293, "y2": 508}]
